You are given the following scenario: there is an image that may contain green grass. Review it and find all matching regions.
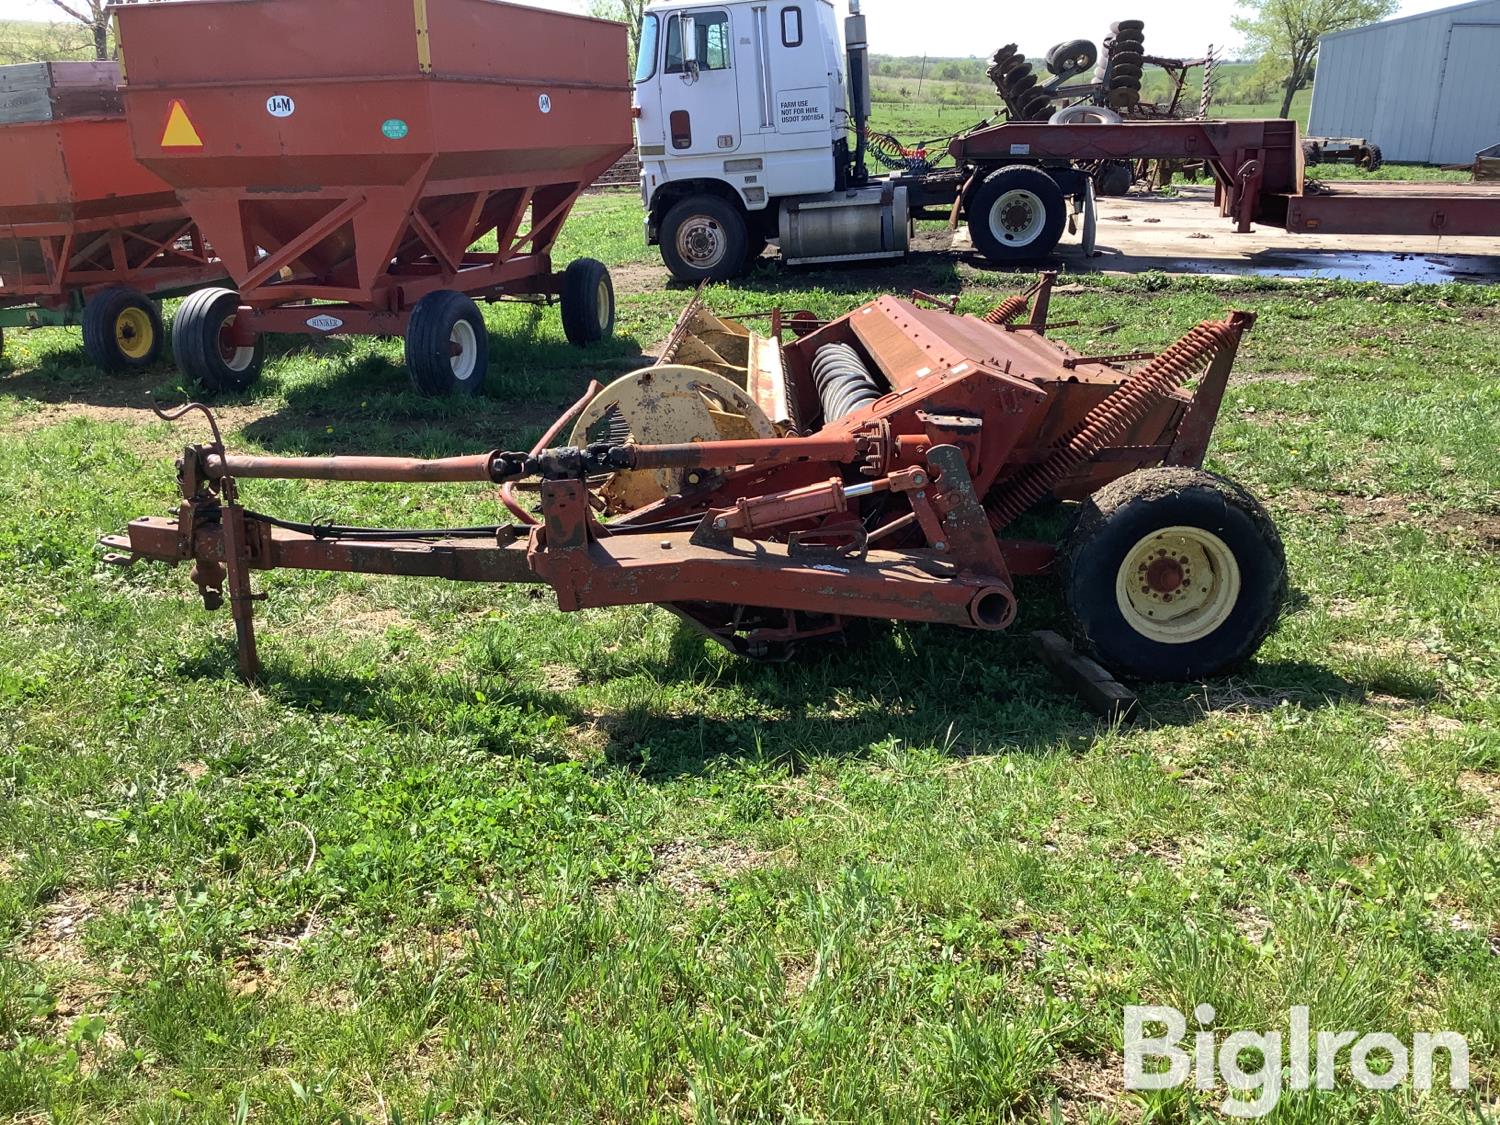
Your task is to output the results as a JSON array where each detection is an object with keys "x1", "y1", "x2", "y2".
[{"x1": 2, "y1": 194, "x2": 1499, "y2": 1121}]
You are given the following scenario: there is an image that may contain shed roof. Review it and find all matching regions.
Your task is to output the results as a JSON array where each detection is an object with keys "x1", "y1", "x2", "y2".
[{"x1": 1320, "y1": 0, "x2": 1500, "y2": 42}]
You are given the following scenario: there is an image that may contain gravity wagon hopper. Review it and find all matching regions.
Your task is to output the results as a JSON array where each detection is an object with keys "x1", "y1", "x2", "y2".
[
  {"x1": 104, "y1": 275, "x2": 1288, "y2": 686},
  {"x1": 110, "y1": 0, "x2": 634, "y2": 396},
  {"x1": 0, "y1": 61, "x2": 223, "y2": 372}
]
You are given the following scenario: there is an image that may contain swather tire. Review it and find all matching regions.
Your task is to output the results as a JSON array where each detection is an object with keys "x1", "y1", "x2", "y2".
[
  {"x1": 660, "y1": 194, "x2": 749, "y2": 283},
  {"x1": 83, "y1": 285, "x2": 164, "y2": 373},
  {"x1": 967, "y1": 164, "x2": 1067, "y2": 265},
  {"x1": 404, "y1": 289, "x2": 487, "y2": 397},
  {"x1": 172, "y1": 287, "x2": 264, "y2": 394},
  {"x1": 560, "y1": 258, "x2": 615, "y2": 346},
  {"x1": 1059, "y1": 467, "x2": 1286, "y2": 681}
]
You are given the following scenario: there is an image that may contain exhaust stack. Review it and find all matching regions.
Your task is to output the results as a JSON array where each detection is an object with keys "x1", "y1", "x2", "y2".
[{"x1": 845, "y1": 1, "x2": 870, "y2": 183}]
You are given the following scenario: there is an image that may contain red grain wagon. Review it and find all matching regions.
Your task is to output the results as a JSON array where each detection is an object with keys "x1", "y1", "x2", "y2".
[
  {"x1": 111, "y1": 0, "x2": 634, "y2": 395},
  {"x1": 0, "y1": 61, "x2": 221, "y2": 372}
]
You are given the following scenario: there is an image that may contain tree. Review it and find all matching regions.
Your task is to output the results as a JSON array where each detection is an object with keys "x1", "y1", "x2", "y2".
[
  {"x1": 45, "y1": 0, "x2": 114, "y2": 60},
  {"x1": 588, "y1": 0, "x2": 647, "y2": 73},
  {"x1": 1233, "y1": 0, "x2": 1396, "y2": 119}
]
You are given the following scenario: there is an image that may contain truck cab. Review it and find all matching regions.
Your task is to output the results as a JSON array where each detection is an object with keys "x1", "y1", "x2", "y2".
[{"x1": 634, "y1": 0, "x2": 910, "y2": 280}]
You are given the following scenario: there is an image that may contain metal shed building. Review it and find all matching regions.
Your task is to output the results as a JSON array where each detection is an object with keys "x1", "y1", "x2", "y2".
[{"x1": 1308, "y1": 0, "x2": 1500, "y2": 165}]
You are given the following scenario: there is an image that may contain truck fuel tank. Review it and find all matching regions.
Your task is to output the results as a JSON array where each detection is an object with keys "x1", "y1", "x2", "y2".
[{"x1": 778, "y1": 182, "x2": 909, "y2": 265}]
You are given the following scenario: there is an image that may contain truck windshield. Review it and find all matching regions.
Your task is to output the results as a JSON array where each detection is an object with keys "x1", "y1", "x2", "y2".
[{"x1": 635, "y1": 13, "x2": 659, "y2": 82}]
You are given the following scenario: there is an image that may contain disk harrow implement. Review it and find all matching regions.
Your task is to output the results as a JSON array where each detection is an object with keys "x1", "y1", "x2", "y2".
[{"x1": 103, "y1": 277, "x2": 1286, "y2": 684}]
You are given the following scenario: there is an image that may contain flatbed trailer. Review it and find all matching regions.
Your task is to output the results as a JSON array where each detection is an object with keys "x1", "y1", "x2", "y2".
[{"x1": 938, "y1": 118, "x2": 1500, "y2": 251}]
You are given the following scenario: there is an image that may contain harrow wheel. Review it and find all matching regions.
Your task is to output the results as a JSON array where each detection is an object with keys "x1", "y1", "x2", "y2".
[
  {"x1": 1059, "y1": 467, "x2": 1286, "y2": 681},
  {"x1": 82, "y1": 286, "x2": 163, "y2": 374},
  {"x1": 560, "y1": 258, "x2": 616, "y2": 346},
  {"x1": 405, "y1": 290, "x2": 488, "y2": 397},
  {"x1": 173, "y1": 287, "x2": 264, "y2": 394}
]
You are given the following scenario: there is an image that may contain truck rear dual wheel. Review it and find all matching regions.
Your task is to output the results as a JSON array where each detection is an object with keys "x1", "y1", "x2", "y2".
[
  {"x1": 405, "y1": 290, "x2": 487, "y2": 397},
  {"x1": 1059, "y1": 468, "x2": 1286, "y2": 681},
  {"x1": 967, "y1": 165, "x2": 1067, "y2": 264},
  {"x1": 560, "y1": 258, "x2": 616, "y2": 346},
  {"x1": 173, "y1": 287, "x2": 265, "y2": 394},
  {"x1": 660, "y1": 194, "x2": 748, "y2": 283},
  {"x1": 82, "y1": 286, "x2": 163, "y2": 374}
]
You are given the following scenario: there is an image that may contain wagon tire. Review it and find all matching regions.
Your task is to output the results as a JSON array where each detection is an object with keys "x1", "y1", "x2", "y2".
[
  {"x1": 1059, "y1": 467, "x2": 1286, "y2": 681},
  {"x1": 1360, "y1": 144, "x2": 1383, "y2": 172},
  {"x1": 82, "y1": 286, "x2": 163, "y2": 373},
  {"x1": 560, "y1": 258, "x2": 615, "y2": 346},
  {"x1": 967, "y1": 164, "x2": 1067, "y2": 265},
  {"x1": 660, "y1": 194, "x2": 749, "y2": 283},
  {"x1": 404, "y1": 290, "x2": 487, "y2": 397},
  {"x1": 172, "y1": 287, "x2": 263, "y2": 394}
]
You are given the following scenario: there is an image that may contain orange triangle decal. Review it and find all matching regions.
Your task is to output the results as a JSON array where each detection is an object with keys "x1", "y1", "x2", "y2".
[{"x1": 161, "y1": 100, "x2": 203, "y2": 148}]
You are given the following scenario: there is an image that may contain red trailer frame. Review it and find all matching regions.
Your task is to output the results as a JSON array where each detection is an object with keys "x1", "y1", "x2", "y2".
[
  {"x1": 0, "y1": 61, "x2": 222, "y2": 371},
  {"x1": 111, "y1": 0, "x2": 634, "y2": 396},
  {"x1": 948, "y1": 117, "x2": 1500, "y2": 240}
]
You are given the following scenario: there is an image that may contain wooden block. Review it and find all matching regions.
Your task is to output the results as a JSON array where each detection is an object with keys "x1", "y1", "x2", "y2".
[{"x1": 1031, "y1": 630, "x2": 1139, "y2": 722}]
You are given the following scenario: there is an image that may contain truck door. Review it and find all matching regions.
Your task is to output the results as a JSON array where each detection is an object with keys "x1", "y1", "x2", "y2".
[{"x1": 659, "y1": 8, "x2": 741, "y2": 156}]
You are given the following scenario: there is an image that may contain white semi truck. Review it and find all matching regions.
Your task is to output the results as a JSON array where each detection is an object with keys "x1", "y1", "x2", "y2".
[{"x1": 631, "y1": 0, "x2": 1096, "y2": 281}]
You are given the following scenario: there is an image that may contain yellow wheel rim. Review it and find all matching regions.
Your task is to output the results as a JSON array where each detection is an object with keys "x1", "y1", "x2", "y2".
[
  {"x1": 1115, "y1": 525, "x2": 1241, "y2": 644},
  {"x1": 115, "y1": 305, "x2": 154, "y2": 360}
]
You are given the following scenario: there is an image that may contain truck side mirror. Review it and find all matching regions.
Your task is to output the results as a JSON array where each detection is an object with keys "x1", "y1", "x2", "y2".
[{"x1": 681, "y1": 15, "x2": 700, "y2": 81}]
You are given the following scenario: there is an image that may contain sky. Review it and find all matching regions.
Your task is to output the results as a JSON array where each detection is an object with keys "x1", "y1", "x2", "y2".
[{"x1": 0, "y1": 0, "x2": 1471, "y2": 58}]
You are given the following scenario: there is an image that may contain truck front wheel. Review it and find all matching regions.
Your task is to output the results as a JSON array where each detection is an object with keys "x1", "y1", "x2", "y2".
[
  {"x1": 967, "y1": 165, "x2": 1067, "y2": 265},
  {"x1": 660, "y1": 195, "x2": 749, "y2": 283}
]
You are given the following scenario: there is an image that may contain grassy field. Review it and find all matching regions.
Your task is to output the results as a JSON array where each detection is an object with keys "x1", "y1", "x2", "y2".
[{"x1": 2, "y1": 192, "x2": 1499, "y2": 1122}]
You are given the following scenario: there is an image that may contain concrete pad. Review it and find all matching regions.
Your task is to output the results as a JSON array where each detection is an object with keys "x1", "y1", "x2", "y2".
[{"x1": 949, "y1": 185, "x2": 1500, "y2": 283}]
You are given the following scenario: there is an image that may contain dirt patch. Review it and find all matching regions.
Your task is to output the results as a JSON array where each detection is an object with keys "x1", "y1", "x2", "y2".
[
  {"x1": 17, "y1": 890, "x2": 103, "y2": 968},
  {"x1": 780, "y1": 955, "x2": 816, "y2": 1000},
  {"x1": 6, "y1": 399, "x2": 269, "y2": 436},
  {"x1": 283, "y1": 593, "x2": 428, "y2": 643},
  {"x1": 652, "y1": 838, "x2": 769, "y2": 903},
  {"x1": 538, "y1": 663, "x2": 581, "y2": 693},
  {"x1": 609, "y1": 261, "x2": 673, "y2": 297},
  {"x1": 1458, "y1": 770, "x2": 1500, "y2": 834},
  {"x1": 1233, "y1": 370, "x2": 1315, "y2": 385},
  {"x1": 1274, "y1": 490, "x2": 1500, "y2": 547},
  {"x1": 12, "y1": 885, "x2": 158, "y2": 1030},
  {"x1": 1050, "y1": 1052, "x2": 1139, "y2": 1123}
]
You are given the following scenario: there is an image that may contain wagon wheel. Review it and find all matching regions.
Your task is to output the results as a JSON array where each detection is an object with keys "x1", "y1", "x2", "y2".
[
  {"x1": 1059, "y1": 467, "x2": 1286, "y2": 681},
  {"x1": 82, "y1": 286, "x2": 164, "y2": 374},
  {"x1": 405, "y1": 290, "x2": 488, "y2": 397},
  {"x1": 560, "y1": 258, "x2": 616, "y2": 346},
  {"x1": 172, "y1": 287, "x2": 265, "y2": 394}
]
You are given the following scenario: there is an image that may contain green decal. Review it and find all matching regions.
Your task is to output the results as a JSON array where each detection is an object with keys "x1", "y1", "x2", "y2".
[{"x1": 381, "y1": 118, "x2": 409, "y2": 140}]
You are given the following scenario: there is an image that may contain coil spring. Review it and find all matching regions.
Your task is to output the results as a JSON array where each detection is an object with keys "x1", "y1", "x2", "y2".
[
  {"x1": 984, "y1": 318, "x2": 1238, "y2": 529},
  {"x1": 982, "y1": 295, "x2": 1030, "y2": 326},
  {"x1": 812, "y1": 343, "x2": 881, "y2": 423}
]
